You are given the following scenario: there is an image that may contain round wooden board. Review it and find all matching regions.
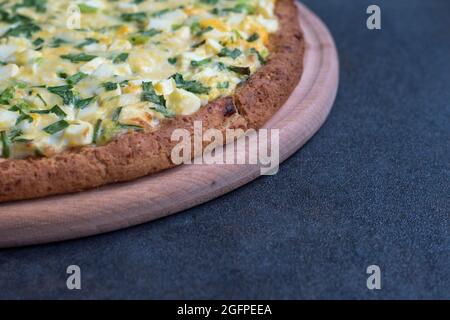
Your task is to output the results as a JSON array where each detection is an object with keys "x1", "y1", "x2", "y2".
[{"x1": 0, "y1": 3, "x2": 339, "y2": 248}]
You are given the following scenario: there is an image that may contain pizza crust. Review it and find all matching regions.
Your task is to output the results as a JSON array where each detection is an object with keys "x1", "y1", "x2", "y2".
[{"x1": 0, "y1": 0, "x2": 304, "y2": 202}]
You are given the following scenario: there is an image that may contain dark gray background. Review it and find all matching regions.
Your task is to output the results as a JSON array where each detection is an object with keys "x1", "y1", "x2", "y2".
[{"x1": 0, "y1": 0, "x2": 449, "y2": 299}]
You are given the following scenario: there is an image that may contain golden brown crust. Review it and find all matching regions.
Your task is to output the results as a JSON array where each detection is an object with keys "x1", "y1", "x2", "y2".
[
  {"x1": 235, "y1": 0, "x2": 305, "y2": 128},
  {"x1": 0, "y1": 0, "x2": 304, "y2": 202}
]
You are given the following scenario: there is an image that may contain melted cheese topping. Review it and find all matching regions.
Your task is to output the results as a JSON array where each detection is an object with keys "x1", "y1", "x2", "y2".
[{"x1": 0, "y1": 0, "x2": 278, "y2": 158}]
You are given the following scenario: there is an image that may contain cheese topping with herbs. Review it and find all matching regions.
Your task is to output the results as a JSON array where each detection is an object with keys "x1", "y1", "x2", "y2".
[{"x1": 0, "y1": 0, "x2": 278, "y2": 158}]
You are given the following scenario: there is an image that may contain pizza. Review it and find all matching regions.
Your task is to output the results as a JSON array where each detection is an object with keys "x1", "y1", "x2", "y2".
[{"x1": 0, "y1": 0, "x2": 304, "y2": 202}]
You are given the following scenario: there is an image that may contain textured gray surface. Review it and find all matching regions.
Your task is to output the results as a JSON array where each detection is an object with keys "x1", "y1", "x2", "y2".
[{"x1": 0, "y1": 0, "x2": 449, "y2": 299}]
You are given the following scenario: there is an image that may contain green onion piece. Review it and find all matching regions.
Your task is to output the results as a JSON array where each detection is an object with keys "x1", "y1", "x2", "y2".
[
  {"x1": 66, "y1": 72, "x2": 88, "y2": 85},
  {"x1": 228, "y1": 65, "x2": 251, "y2": 76},
  {"x1": 218, "y1": 47, "x2": 242, "y2": 59},
  {"x1": 119, "y1": 123, "x2": 144, "y2": 131},
  {"x1": 191, "y1": 58, "x2": 212, "y2": 68},
  {"x1": 1, "y1": 131, "x2": 11, "y2": 158},
  {"x1": 111, "y1": 107, "x2": 123, "y2": 121},
  {"x1": 92, "y1": 119, "x2": 102, "y2": 144},
  {"x1": 168, "y1": 57, "x2": 177, "y2": 65},
  {"x1": 247, "y1": 33, "x2": 260, "y2": 42},
  {"x1": 75, "y1": 96, "x2": 96, "y2": 109},
  {"x1": 113, "y1": 52, "x2": 129, "y2": 64},
  {"x1": 50, "y1": 105, "x2": 67, "y2": 118},
  {"x1": 103, "y1": 82, "x2": 118, "y2": 91},
  {"x1": 43, "y1": 120, "x2": 69, "y2": 135},
  {"x1": 60, "y1": 53, "x2": 97, "y2": 63}
]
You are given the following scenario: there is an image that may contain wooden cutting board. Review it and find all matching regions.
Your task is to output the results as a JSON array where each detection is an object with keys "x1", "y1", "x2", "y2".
[{"x1": 0, "y1": 3, "x2": 339, "y2": 248}]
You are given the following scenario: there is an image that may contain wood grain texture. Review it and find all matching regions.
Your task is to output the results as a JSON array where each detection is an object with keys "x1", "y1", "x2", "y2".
[{"x1": 0, "y1": 3, "x2": 339, "y2": 248}]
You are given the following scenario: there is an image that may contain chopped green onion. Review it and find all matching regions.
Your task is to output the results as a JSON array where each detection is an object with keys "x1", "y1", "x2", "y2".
[
  {"x1": 43, "y1": 120, "x2": 69, "y2": 135},
  {"x1": 92, "y1": 119, "x2": 102, "y2": 144},
  {"x1": 0, "y1": 131, "x2": 10, "y2": 158}
]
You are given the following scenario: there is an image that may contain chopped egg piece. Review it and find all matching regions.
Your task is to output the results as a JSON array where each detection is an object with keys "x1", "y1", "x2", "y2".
[
  {"x1": 0, "y1": 109, "x2": 19, "y2": 130},
  {"x1": 64, "y1": 121, "x2": 94, "y2": 146},
  {"x1": 166, "y1": 88, "x2": 201, "y2": 116}
]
